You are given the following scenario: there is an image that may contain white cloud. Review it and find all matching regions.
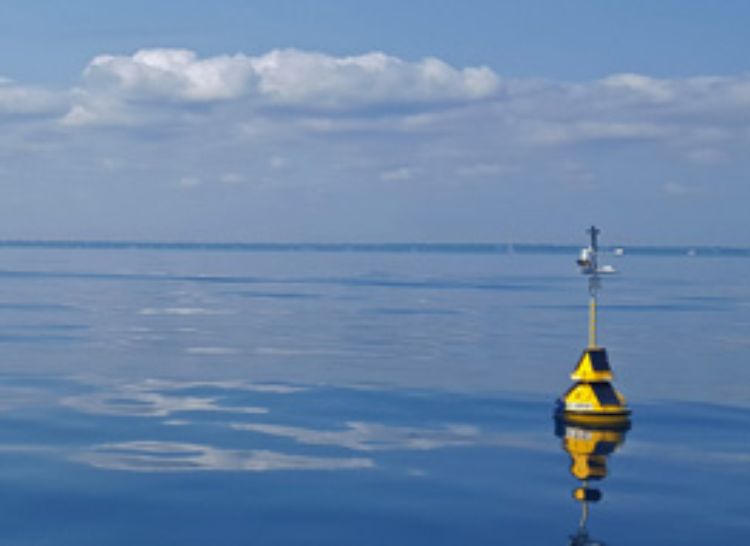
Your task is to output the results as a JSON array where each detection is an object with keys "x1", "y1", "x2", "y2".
[
  {"x1": 61, "y1": 96, "x2": 128, "y2": 127},
  {"x1": 663, "y1": 181, "x2": 702, "y2": 196},
  {"x1": 55, "y1": 46, "x2": 750, "y2": 174},
  {"x1": 600, "y1": 73, "x2": 676, "y2": 103},
  {"x1": 0, "y1": 80, "x2": 66, "y2": 117},
  {"x1": 269, "y1": 155, "x2": 287, "y2": 169},
  {"x1": 560, "y1": 160, "x2": 598, "y2": 191},
  {"x1": 177, "y1": 176, "x2": 203, "y2": 189},
  {"x1": 455, "y1": 163, "x2": 510, "y2": 177},
  {"x1": 64, "y1": 48, "x2": 501, "y2": 126},
  {"x1": 83, "y1": 48, "x2": 257, "y2": 102},
  {"x1": 595, "y1": 73, "x2": 750, "y2": 119},
  {"x1": 380, "y1": 166, "x2": 421, "y2": 182},
  {"x1": 523, "y1": 120, "x2": 669, "y2": 146},
  {"x1": 220, "y1": 172, "x2": 245, "y2": 184},
  {"x1": 4, "y1": 47, "x2": 750, "y2": 244},
  {"x1": 250, "y1": 49, "x2": 500, "y2": 108},
  {"x1": 684, "y1": 147, "x2": 728, "y2": 165}
]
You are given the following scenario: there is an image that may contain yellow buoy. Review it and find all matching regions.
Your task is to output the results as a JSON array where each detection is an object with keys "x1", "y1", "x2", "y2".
[{"x1": 557, "y1": 226, "x2": 630, "y2": 425}]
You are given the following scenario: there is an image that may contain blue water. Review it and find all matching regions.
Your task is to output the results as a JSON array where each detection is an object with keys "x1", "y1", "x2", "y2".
[{"x1": 0, "y1": 246, "x2": 747, "y2": 544}]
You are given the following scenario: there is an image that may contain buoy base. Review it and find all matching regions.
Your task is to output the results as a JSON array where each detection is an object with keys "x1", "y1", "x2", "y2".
[
  {"x1": 554, "y1": 391, "x2": 631, "y2": 429},
  {"x1": 553, "y1": 409, "x2": 632, "y2": 437},
  {"x1": 557, "y1": 408, "x2": 631, "y2": 429}
]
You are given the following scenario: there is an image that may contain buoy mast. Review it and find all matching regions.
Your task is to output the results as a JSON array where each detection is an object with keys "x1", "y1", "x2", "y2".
[
  {"x1": 588, "y1": 277, "x2": 599, "y2": 349},
  {"x1": 557, "y1": 226, "x2": 630, "y2": 425},
  {"x1": 585, "y1": 225, "x2": 599, "y2": 348}
]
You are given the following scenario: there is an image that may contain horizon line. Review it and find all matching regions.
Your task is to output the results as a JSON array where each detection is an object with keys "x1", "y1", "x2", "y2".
[{"x1": 0, "y1": 240, "x2": 747, "y2": 256}]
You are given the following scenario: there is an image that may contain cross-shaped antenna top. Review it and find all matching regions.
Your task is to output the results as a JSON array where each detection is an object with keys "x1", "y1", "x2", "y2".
[{"x1": 586, "y1": 225, "x2": 600, "y2": 252}]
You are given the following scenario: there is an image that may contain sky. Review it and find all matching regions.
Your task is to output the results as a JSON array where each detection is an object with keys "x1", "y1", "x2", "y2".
[{"x1": 1, "y1": 0, "x2": 749, "y2": 244}]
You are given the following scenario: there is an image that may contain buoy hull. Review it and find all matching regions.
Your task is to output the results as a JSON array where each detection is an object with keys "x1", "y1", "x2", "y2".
[
  {"x1": 557, "y1": 409, "x2": 631, "y2": 429},
  {"x1": 560, "y1": 380, "x2": 628, "y2": 410}
]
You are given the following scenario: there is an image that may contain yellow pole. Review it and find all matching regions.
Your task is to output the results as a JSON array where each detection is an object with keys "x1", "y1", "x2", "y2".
[{"x1": 588, "y1": 294, "x2": 597, "y2": 348}]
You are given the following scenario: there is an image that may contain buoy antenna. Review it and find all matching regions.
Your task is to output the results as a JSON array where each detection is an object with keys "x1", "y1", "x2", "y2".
[{"x1": 586, "y1": 225, "x2": 600, "y2": 253}]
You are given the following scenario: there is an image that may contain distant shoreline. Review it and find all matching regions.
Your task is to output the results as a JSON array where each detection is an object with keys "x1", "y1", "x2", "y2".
[{"x1": 0, "y1": 240, "x2": 747, "y2": 257}]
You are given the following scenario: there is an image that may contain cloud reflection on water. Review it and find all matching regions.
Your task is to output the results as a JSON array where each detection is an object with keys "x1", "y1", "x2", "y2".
[
  {"x1": 185, "y1": 347, "x2": 241, "y2": 355},
  {"x1": 625, "y1": 440, "x2": 750, "y2": 467},
  {"x1": 61, "y1": 379, "x2": 556, "y2": 477},
  {"x1": 138, "y1": 307, "x2": 232, "y2": 316},
  {"x1": 233, "y1": 421, "x2": 550, "y2": 453},
  {"x1": 77, "y1": 441, "x2": 374, "y2": 473},
  {"x1": 135, "y1": 378, "x2": 306, "y2": 394},
  {"x1": 62, "y1": 380, "x2": 274, "y2": 417}
]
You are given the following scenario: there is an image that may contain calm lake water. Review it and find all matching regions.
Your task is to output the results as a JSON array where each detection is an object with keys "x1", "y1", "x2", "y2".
[{"x1": 0, "y1": 245, "x2": 747, "y2": 545}]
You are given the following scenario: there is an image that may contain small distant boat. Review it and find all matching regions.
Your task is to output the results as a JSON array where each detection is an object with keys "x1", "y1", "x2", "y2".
[{"x1": 614, "y1": 247, "x2": 625, "y2": 256}]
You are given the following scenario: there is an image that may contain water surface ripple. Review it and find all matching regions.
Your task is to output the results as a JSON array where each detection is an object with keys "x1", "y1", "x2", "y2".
[{"x1": 0, "y1": 246, "x2": 746, "y2": 545}]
